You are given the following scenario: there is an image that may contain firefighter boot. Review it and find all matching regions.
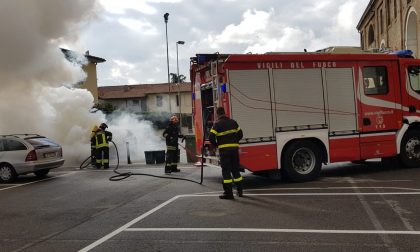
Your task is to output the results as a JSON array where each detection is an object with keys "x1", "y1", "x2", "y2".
[
  {"x1": 164, "y1": 165, "x2": 171, "y2": 174},
  {"x1": 219, "y1": 183, "x2": 234, "y2": 200},
  {"x1": 236, "y1": 182, "x2": 243, "y2": 197}
]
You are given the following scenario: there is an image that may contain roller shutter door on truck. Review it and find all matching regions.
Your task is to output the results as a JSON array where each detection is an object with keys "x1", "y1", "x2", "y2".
[
  {"x1": 228, "y1": 69, "x2": 274, "y2": 139},
  {"x1": 273, "y1": 69, "x2": 326, "y2": 128},
  {"x1": 324, "y1": 68, "x2": 357, "y2": 133}
]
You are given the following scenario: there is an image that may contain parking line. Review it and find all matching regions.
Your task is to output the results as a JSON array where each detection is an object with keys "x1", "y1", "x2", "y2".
[
  {"x1": 79, "y1": 191, "x2": 420, "y2": 251},
  {"x1": 124, "y1": 227, "x2": 420, "y2": 235},
  {"x1": 0, "y1": 171, "x2": 77, "y2": 192}
]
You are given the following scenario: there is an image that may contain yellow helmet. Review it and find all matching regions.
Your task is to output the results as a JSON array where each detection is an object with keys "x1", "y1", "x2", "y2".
[{"x1": 91, "y1": 125, "x2": 99, "y2": 132}]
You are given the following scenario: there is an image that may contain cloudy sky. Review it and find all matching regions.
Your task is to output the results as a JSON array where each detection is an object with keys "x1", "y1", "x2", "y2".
[{"x1": 76, "y1": 0, "x2": 370, "y2": 86}]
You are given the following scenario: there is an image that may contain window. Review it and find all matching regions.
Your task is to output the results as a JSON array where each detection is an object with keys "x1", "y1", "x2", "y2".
[
  {"x1": 387, "y1": 0, "x2": 391, "y2": 25},
  {"x1": 156, "y1": 95, "x2": 162, "y2": 107},
  {"x1": 132, "y1": 99, "x2": 139, "y2": 106},
  {"x1": 408, "y1": 66, "x2": 420, "y2": 93},
  {"x1": 368, "y1": 25, "x2": 375, "y2": 45},
  {"x1": 0, "y1": 140, "x2": 5, "y2": 151},
  {"x1": 176, "y1": 95, "x2": 180, "y2": 106},
  {"x1": 380, "y1": 9, "x2": 384, "y2": 34},
  {"x1": 141, "y1": 99, "x2": 147, "y2": 111},
  {"x1": 6, "y1": 140, "x2": 27, "y2": 151},
  {"x1": 363, "y1": 66, "x2": 389, "y2": 95},
  {"x1": 394, "y1": 0, "x2": 398, "y2": 18}
]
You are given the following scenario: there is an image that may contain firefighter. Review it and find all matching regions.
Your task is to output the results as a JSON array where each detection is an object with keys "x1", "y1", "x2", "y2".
[
  {"x1": 163, "y1": 115, "x2": 184, "y2": 174},
  {"x1": 95, "y1": 123, "x2": 112, "y2": 169},
  {"x1": 90, "y1": 125, "x2": 99, "y2": 166},
  {"x1": 209, "y1": 107, "x2": 243, "y2": 199}
]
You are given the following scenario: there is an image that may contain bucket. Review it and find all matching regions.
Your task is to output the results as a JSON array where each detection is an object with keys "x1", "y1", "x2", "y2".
[
  {"x1": 144, "y1": 151, "x2": 155, "y2": 164},
  {"x1": 155, "y1": 150, "x2": 166, "y2": 164}
]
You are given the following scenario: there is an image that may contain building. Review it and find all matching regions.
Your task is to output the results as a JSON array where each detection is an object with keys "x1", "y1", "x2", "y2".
[
  {"x1": 61, "y1": 48, "x2": 106, "y2": 104},
  {"x1": 357, "y1": 0, "x2": 420, "y2": 57},
  {"x1": 98, "y1": 83, "x2": 193, "y2": 132}
]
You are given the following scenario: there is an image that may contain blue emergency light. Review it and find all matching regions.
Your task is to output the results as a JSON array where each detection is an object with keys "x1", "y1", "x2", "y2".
[
  {"x1": 220, "y1": 83, "x2": 227, "y2": 93},
  {"x1": 391, "y1": 49, "x2": 414, "y2": 58}
]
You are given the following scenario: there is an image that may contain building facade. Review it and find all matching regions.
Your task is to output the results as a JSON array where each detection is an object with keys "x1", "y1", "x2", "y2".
[{"x1": 357, "y1": 0, "x2": 420, "y2": 57}]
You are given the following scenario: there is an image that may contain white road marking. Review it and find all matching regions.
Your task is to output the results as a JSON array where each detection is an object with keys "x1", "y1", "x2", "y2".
[
  {"x1": 79, "y1": 190, "x2": 420, "y2": 251},
  {"x1": 79, "y1": 195, "x2": 183, "y2": 252},
  {"x1": 124, "y1": 227, "x2": 420, "y2": 235},
  {"x1": 194, "y1": 186, "x2": 420, "y2": 195},
  {"x1": 0, "y1": 171, "x2": 77, "y2": 192}
]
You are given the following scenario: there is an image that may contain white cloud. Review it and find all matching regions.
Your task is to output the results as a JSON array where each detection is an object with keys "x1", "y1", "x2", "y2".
[
  {"x1": 99, "y1": 0, "x2": 183, "y2": 15},
  {"x1": 118, "y1": 18, "x2": 158, "y2": 35}
]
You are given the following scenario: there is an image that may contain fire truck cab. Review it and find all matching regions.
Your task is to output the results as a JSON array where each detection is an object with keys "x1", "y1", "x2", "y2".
[{"x1": 190, "y1": 51, "x2": 420, "y2": 182}]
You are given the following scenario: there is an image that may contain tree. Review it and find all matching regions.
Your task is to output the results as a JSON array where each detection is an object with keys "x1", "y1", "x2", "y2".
[
  {"x1": 94, "y1": 102, "x2": 116, "y2": 114},
  {"x1": 170, "y1": 73, "x2": 186, "y2": 83}
]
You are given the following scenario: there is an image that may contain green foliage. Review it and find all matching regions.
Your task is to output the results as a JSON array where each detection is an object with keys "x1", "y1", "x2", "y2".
[
  {"x1": 170, "y1": 73, "x2": 186, "y2": 83},
  {"x1": 95, "y1": 102, "x2": 116, "y2": 114}
]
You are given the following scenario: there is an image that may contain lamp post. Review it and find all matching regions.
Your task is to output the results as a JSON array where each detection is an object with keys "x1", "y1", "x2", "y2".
[
  {"x1": 164, "y1": 13, "x2": 171, "y2": 113},
  {"x1": 176, "y1": 41, "x2": 185, "y2": 129}
]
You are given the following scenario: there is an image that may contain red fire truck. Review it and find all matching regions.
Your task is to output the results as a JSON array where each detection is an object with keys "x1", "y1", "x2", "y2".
[{"x1": 190, "y1": 51, "x2": 420, "y2": 182}]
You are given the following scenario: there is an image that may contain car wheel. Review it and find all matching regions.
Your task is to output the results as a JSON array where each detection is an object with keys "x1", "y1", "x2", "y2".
[
  {"x1": 399, "y1": 129, "x2": 420, "y2": 168},
  {"x1": 282, "y1": 140, "x2": 322, "y2": 182},
  {"x1": 0, "y1": 163, "x2": 17, "y2": 183},
  {"x1": 34, "y1": 169, "x2": 50, "y2": 178}
]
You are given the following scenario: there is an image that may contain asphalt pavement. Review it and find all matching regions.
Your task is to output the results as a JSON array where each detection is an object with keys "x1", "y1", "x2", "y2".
[{"x1": 1, "y1": 160, "x2": 420, "y2": 251}]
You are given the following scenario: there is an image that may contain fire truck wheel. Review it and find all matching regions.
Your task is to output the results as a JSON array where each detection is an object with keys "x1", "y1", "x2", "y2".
[
  {"x1": 399, "y1": 129, "x2": 420, "y2": 168},
  {"x1": 282, "y1": 140, "x2": 322, "y2": 182}
]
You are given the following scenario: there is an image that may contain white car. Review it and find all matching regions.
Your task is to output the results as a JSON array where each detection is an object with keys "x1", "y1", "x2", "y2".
[{"x1": 0, "y1": 134, "x2": 65, "y2": 182}]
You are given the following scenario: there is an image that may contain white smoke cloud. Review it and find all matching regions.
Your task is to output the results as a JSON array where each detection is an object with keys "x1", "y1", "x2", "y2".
[{"x1": 0, "y1": 0, "x2": 167, "y2": 166}]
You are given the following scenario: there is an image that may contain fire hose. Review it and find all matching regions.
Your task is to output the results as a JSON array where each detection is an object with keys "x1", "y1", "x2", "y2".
[{"x1": 79, "y1": 140, "x2": 205, "y2": 184}]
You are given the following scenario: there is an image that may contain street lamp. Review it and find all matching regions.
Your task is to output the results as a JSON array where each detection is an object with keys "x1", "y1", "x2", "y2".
[
  {"x1": 163, "y1": 13, "x2": 171, "y2": 113},
  {"x1": 176, "y1": 40, "x2": 185, "y2": 129}
]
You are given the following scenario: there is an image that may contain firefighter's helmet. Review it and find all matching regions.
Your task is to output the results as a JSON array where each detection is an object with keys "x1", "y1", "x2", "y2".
[
  {"x1": 99, "y1": 123, "x2": 108, "y2": 130},
  {"x1": 91, "y1": 125, "x2": 99, "y2": 132},
  {"x1": 170, "y1": 115, "x2": 179, "y2": 124}
]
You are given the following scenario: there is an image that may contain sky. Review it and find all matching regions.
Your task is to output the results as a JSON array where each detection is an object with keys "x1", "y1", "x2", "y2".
[{"x1": 76, "y1": 0, "x2": 371, "y2": 86}]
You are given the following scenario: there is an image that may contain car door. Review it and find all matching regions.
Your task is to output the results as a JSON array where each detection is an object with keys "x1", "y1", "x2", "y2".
[{"x1": 358, "y1": 62, "x2": 400, "y2": 159}]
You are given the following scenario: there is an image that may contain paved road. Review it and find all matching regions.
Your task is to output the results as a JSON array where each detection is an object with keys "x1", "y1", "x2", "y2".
[{"x1": 1, "y1": 161, "x2": 420, "y2": 251}]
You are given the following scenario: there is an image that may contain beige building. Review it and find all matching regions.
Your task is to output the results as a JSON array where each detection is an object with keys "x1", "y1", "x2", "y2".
[
  {"x1": 357, "y1": 0, "x2": 420, "y2": 57},
  {"x1": 61, "y1": 49, "x2": 106, "y2": 104}
]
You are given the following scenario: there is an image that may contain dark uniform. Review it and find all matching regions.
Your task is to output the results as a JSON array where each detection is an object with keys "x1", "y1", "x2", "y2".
[
  {"x1": 209, "y1": 112, "x2": 243, "y2": 199},
  {"x1": 90, "y1": 125, "x2": 99, "y2": 166},
  {"x1": 163, "y1": 120, "x2": 183, "y2": 174},
  {"x1": 95, "y1": 124, "x2": 112, "y2": 169}
]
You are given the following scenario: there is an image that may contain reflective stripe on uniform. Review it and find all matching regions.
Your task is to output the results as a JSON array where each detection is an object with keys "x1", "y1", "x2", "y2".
[
  {"x1": 211, "y1": 127, "x2": 241, "y2": 137},
  {"x1": 233, "y1": 176, "x2": 243, "y2": 182},
  {"x1": 96, "y1": 133, "x2": 108, "y2": 148},
  {"x1": 223, "y1": 179, "x2": 233, "y2": 184},
  {"x1": 218, "y1": 143, "x2": 239, "y2": 149},
  {"x1": 167, "y1": 146, "x2": 177, "y2": 150}
]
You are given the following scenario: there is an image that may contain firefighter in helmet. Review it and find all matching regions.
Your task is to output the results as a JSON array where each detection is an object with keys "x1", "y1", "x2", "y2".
[
  {"x1": 95, "y1": 123, "x2": 112, "y2": 169},
  {"x1": 163, "y1": 115, "x2": 184, "y2": 174},
  {"x1": 209, "y1": 107, "x2": 244, "y2": 199},
  {"x1": 90, "y1": 125, "x2": 99, "y2": 166}
]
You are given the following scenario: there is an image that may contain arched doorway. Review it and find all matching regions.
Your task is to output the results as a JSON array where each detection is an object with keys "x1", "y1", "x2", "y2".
[{"x1": 406, "y1": 8, "x2": 418, "y2": 56}]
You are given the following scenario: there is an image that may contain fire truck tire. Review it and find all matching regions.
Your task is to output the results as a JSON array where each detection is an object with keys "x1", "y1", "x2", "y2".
[
  {"x1": 399, "y1": 129, "x2": 420, "y2": 168},
  {"x1": 281, "y1": 140, "x2": 322, "y2": 182}
]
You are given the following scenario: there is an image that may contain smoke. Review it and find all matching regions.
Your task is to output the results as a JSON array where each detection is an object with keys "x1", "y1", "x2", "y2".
[
  {"x1": 0, "y1": 0, "x2": 167, "y2": 166},
  {"x1": 107, "y1": 113, "x2": 165, "y2": 164}
]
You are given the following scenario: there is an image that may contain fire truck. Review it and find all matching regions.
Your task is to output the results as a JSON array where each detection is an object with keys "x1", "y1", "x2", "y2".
[{"x1": 190, "y1": 51, "x2": 420, "y2": 182}]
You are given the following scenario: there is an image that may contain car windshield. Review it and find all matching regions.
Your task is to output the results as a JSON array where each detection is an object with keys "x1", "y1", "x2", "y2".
[{"x1": 26, "y1": 137, "x2": 60, "y2": 148}]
